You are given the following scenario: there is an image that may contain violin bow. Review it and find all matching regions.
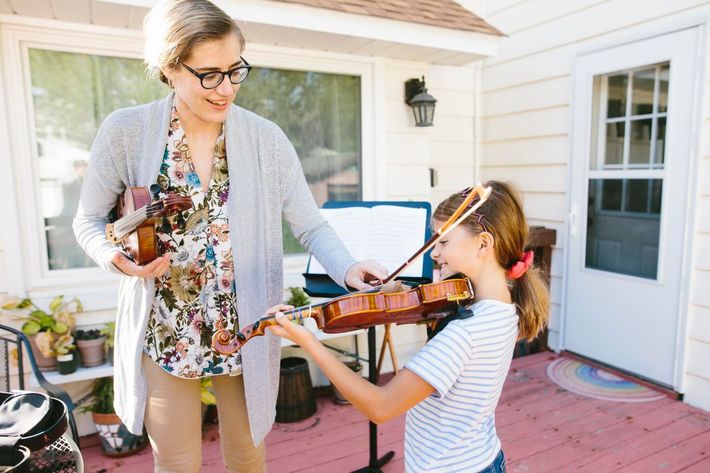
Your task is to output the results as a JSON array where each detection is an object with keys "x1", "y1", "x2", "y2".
[{"x1": 381, "y1": 183, "x2": 492, "y2": 285}]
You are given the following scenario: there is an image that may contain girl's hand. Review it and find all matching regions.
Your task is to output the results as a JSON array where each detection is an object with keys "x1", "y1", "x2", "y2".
[
  {"x1": 110, "y1": 251, "x2": 172, "y2": 278},
  {"x1": 266, "y1": 306, "x2": 316, "y2": 347},
  {"x1": 345, "y1": 259, "x2": 389, "y2": 291}
]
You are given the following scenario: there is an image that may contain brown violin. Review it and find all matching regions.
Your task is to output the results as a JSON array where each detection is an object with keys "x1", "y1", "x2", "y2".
[
  {"x1": 105, "y1": 185, "x2": 192, "y2": 265},
  {"x1": 211, "y1": 183, "x2": 492, "y2": 355},
  {"x1": 212, "y1": 278, "x2": 474, "y2": 355}
]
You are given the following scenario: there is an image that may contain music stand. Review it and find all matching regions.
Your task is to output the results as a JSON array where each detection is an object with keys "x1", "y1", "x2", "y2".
[{"x1": 303, "y1": 201, "x2": 432, "y2": 473}]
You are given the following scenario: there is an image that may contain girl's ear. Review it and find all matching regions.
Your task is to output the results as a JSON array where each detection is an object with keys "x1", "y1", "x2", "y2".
[{"x1": 477, "y1": 232, "x2": 495, "y2": 255}]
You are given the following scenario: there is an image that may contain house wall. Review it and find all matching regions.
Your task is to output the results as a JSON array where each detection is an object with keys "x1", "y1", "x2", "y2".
[
  {"x1": 0, "y1": 15, "x2": 479, "y2": 434},
  {"x1": 480, "y1": 0, "x2": 710, "y2": 411}
]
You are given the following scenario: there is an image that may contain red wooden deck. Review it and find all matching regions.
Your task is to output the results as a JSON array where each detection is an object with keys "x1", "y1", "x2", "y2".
[{"x1": 80, "y1": 352, "x2": 710, "y2": 472}]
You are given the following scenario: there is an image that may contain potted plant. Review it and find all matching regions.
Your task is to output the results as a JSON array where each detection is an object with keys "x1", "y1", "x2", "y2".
[
  {"x1": 286, "y1": 286, "x2": 310, "y2": 307},
  {"x1": 200, "y1": 377, "x2": 218, "y2": 428},
  {"x1": 55, "y1": 335, "x2": 78, "y2": 375},
  {"x1": 75, "y1": 329, "x2": 106, "y2": 367},
  {"x1": 100, "y1": 322, "x2": 115, "y2": 366},
  {"x1": 80, "y1": 377, "x2": 147, "y2": 457},
  {"x1": 332, "y1": 360, "x2": 363, "y2": 405},
  {"x1": 1, "y1": 295, "x2": 81, "y2": 371}
]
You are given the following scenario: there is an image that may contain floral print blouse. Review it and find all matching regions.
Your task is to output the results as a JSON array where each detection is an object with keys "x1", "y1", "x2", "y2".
[{"x1": 144, "y1": 105, "x2": 241, "y2": 378}]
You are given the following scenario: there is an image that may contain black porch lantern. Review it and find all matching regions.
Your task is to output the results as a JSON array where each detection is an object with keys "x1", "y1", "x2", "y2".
[{"x1": 405, "y1": 76, "x2": 437, "y2": 127}]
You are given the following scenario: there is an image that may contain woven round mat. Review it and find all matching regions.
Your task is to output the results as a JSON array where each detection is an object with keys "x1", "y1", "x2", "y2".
[{"x1": 546, "y1": 358, "x2": 666, "y2": 402}]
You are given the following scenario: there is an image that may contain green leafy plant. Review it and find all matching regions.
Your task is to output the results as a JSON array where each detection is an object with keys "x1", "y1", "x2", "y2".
[
  {"x1": 80, "y1": 376, "x2": 114, "y2": 414},
  {"x1": 285, "y1": 287, "x2": 310, "y2": 307},
  {"x1": 75, "y1": 328, "x2": 103, "y2": 341},
  {"x1": 1, "y1": 295, "x2": 81, "y2": 357},
  {"x1": 101, "y1": 322, "x2": 116, "y2": 354},
  {"x1": 200, "y1": 378, "x2": 216, "y2": 406}
]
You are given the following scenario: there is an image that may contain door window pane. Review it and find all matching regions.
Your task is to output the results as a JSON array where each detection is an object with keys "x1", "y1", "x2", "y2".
[
  {"x1": 631, "y1": 68, "x2": 655, "y2": 116},
  {"x1": 604, "y1": 122, "x2": 624, "y2": 166},
  {"x1": 29, "y1": 49, "x2": 168, "y2": 270},
  {"x1": 629, "y1": 118, "x2": 652, "y2": 165},
  {"x1": 655, "y1": 116, "x2": 666, "y2": 165},
  {"x1": 237, "y1": 69, "x2": 362, "y2": 254},
  {"x1": 587, "y1": 178, "x2": 662, "y2": 279},
  {"x1": 606, "y1": 74, "x2": 627, "y2": 118},
  {"x1": 658, "y1": 64, "x2": 669, "y2": 113}
]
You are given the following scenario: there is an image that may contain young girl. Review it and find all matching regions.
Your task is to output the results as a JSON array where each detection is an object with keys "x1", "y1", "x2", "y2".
[{"x1": 268, "y1": 181, "x2": 550, "y2": 473}]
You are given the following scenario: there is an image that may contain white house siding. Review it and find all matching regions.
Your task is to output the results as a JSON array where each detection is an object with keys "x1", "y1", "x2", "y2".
[{"x1": 481, "y1": 0, "x2": 710, "y2": 410}]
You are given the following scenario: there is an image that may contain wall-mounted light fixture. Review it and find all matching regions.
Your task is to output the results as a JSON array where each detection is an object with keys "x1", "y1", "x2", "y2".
[{"x1": 405, "y1": 76, "x2": 437, "y2": 127}]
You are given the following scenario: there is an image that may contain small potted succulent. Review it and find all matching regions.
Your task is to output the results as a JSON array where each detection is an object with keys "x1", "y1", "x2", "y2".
[
  {"x1": 80, "y1": 377, "x2": 148, "y2": 457},
  {"x1": 100, "y1": 322, "x2": 116, "y2": 366},
  {"x1": 75, "y1": 329, "x2": 106, "y2": 367},
  {"x1": 1, "y1": 295, "x2": 81, "y2": 371}
]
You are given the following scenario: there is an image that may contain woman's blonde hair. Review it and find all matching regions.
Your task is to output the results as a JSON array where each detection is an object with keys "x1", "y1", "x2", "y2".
[
  {"x1": 433, "y1": 181, "x2": 550, "y2": 341},
  {"x1": 143, "y1": 0, "x2": 245, "y2": 86}
]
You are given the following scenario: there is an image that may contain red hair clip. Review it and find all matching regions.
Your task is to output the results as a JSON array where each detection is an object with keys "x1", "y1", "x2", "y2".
[{"x1": 507, "y1": 251, "x2": 534, "y2": 279}]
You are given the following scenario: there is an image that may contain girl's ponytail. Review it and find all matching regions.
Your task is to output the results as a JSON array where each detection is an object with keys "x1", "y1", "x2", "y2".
[{"x1": 511, "y1": 263, "x2": 550, "y2": 341}]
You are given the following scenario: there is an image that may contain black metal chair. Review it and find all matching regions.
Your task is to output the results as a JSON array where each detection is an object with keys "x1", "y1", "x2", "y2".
[{"x1": 0, "y1": 324, "x2": 80, "y2": 446}]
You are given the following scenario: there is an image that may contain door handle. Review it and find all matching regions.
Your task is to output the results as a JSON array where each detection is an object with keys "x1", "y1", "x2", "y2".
[{"x1": 569, "y1": 205, "x2": 577, "y2": 237}]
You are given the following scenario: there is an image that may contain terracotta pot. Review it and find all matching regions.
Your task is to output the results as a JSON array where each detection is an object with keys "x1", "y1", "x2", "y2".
[
  {"x1": 28, "y1": 334, "x2": 57, "y2": 372},
  {"x1": 92, "y1": 412, "x2": 148, "y2": 457},
  {"x1": 77, "y1": 336, "x2": 106, "y2": 367}
]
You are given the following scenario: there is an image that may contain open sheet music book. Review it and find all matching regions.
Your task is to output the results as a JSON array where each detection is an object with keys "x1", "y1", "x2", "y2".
[{"x1": 307, "y1": 205, "x2": 428, "y2": 278}]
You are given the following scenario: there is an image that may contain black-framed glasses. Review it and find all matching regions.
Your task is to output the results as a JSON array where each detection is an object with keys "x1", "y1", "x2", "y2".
[{"x1": 180, "y1": 57, "x2": 252, "y2": 89}]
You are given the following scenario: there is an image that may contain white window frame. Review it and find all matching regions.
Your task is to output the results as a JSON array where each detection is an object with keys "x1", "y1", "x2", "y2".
[{"x1": 0, "y1": 16, "x2": 381, "y2": 310}]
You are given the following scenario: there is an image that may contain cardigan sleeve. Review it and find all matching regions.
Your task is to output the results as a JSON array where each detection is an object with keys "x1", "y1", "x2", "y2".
[
  {"x1": 72, "y1": 112, "x2": 130, "y2": 275},
  {"x1": 277, "y1": 130, "x2": 357, "y2": 288}
]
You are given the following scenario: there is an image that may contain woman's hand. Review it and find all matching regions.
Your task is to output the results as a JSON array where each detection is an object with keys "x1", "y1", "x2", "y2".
[
  {"x1": 266, "y1": 304, "x2": 316, "y2": 347},
  {"x1": 110, "y1": 251, "x2": 172, "y2": 278},
  {"x1": 345, "y1": 259, "x2": 389, "y2": 291}
]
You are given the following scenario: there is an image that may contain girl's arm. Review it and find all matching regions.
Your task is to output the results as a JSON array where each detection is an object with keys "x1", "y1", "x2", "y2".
[{"x1": 269, "y1": 309, "x2": 435, "y2": 424}]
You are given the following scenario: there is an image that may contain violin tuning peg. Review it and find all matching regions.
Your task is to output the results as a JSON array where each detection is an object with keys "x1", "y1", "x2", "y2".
[
  {"x1": 236, "y1": 332, "x2": 246, "y2": 342},
  {"x1": 149, "y1": 184, "x2": 161, "y2": 201}
]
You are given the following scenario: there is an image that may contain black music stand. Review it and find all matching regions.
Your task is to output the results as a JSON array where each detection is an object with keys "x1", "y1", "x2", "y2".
[{"x1": 302, "y1": 200, "x2": 433, "y2": 472}]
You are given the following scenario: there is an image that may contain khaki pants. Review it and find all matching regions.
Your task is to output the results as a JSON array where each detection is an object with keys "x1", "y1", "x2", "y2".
[{"x1": 142, "y1": 355, "x2": 266, "y2": 472}]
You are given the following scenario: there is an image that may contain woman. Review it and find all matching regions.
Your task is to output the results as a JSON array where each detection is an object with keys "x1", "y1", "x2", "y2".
[{"x1": 73, "y1": 0, "x2": 386, "y2": 471}]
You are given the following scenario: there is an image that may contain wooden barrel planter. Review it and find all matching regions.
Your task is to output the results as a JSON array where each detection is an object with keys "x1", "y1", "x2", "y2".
[{"x1": 276, "y1": 357, "x2": 316, "y2": 423}]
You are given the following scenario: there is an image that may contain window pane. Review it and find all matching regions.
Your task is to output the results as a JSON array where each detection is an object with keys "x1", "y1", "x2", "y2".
[
  {"x1": 237, "y1": 68, "x2": 362, "y2": 254},
  {"x1": 587, "y1": 178, "x2": 661, "y2": 279},
  {"x1": 625, "y1": 179, "x2": 648, "y2": 213},
  {"x1": 629, "y1": 118, "x2": 652, "y2": 166},
  {"x1": 655, "y1": 116, "x2": 666, "y2": 165},
  {"x1": 600, "y1": 179, "x2": 622, "y2": 211},
  {"x1": 604, "y1": 122, "x2": 625, "y2": 166},
  {"x1": 631, "y1": 67, "x2": 655, "y2": 116},
  {"x1": 658, "y1": 64, "x2": 669, "y2": 113},
  {"x1": 29, "y1": 49, "x2": 168, "y2": 270},
  {"x1": 606, "y1": 74, "x2": 628, "y2": 118}
]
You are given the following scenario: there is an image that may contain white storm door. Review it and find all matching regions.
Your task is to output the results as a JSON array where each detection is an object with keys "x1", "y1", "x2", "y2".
[{"x1": 565, "y1": 27, "x2": 699, "y2": 388}]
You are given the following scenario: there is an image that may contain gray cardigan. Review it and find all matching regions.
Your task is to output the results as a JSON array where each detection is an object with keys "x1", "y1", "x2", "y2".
[{"x1": 73, "y1": 93, "x2": 356, "y2": 444}]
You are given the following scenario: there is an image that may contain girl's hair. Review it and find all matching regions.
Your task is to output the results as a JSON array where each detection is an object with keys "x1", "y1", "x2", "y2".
[
  {"x1": 143, "y1": 0, "x2": 246, "y2": 86},
  {"x1": 433, "y1": 181, "x2": 550, "y2": 341}
]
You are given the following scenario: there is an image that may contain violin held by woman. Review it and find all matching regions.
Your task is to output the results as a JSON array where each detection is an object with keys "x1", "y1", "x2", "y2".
[{"x1": 105, "y1": 185, "x2": 192, "y2": 265}]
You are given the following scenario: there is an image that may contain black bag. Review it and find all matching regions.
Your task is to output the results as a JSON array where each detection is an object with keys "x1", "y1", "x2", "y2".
[{"x1": 0, "y1": 391, "x2": 69, "y2": 472}]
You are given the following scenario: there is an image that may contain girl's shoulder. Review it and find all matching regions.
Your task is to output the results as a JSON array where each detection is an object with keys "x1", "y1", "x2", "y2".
[{"x1": 453, "y1": 300, "x2": 518, "y2": 329}]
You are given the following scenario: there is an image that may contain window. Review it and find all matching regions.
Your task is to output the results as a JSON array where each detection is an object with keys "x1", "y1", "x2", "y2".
[
  {"x1": 236, "y1": 68, "x2": 362, "y2": 254},
  {"x1": 29, "y1": 48, "x2": 168, "y2": 270},
  {"x1": 31, "y1": 52, "x2": 362, "y2": 265},
  {"x1": 585, "y1": 63, "x2": 669, "y2": 279}
]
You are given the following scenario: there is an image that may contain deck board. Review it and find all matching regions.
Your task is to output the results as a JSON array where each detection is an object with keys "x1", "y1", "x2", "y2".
[{"x1": 79, "y1": 353, "x2": 710, "y2": 472}]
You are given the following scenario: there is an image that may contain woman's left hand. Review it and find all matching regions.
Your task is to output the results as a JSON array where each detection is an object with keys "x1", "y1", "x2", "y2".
[{"x1": 345, "y1": 259, "x2": 389, "y2": 291}]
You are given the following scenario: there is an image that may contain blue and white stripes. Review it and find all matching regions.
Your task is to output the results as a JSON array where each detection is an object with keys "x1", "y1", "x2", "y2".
[{"x1": 403, "y1": 299, "x2": 518, "y2": 472}]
